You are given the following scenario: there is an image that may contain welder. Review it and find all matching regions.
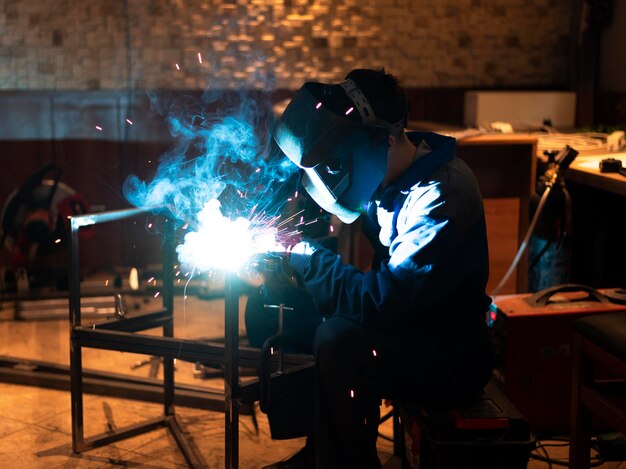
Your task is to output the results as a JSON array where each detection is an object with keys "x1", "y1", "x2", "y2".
[{"x1": 245, "y1": 68, "x2": 494, "y2": 469}]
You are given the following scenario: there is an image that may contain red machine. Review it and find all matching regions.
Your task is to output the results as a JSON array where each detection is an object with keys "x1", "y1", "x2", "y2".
[
  {"x1": 1, "y1": 162, "x2": 91, "y2": 293},
  {"x1": 491, "y1": 284, "x2": 626, "y2": 434}
]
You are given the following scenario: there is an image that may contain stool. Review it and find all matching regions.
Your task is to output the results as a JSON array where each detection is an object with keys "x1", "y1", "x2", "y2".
[{"x1": 569, "y1": 311, "x2": 626, "y2": 468}]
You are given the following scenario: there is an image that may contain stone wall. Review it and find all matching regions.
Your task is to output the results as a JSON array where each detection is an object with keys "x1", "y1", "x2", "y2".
[{"x1": 0, "y1": 0, "x2": 572, "y2": 91}]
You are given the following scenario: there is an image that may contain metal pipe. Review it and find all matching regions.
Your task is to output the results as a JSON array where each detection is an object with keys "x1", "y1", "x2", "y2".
[
  {"x1": 162, "y1": 217, "x2": 175, "y2": 418},
  {"x1": 224, "y1": 272, "x2": 240, "y2": 469},
  {"x1": 69, "y1": 210, "x2": 84, "y2": 452},
  {"x1": 70, "y1": 206, "x2": 160, "y2": 227}
]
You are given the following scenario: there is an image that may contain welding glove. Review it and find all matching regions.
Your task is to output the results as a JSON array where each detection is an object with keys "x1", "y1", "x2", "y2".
[
  {"x1": 288, "y1": 239, "x2": 320, "y2": 280},
  {"x1": 251, "y1": 251, "x2": 303, "y2": 287}
]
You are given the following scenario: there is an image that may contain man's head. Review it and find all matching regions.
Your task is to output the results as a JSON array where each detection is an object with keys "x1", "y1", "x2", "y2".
[
  {"x1": 343, "y1": 68, "x2": 409, "y2": 137},
  {"x1": 273, "y1": 68, "x2": 410, "y2": 223}
]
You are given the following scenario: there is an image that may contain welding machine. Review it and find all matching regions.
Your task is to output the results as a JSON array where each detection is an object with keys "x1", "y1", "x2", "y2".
[
  {"x1": 399, "y1": 380, "x2": 535, "y2": 469},
  {"x1": 490, "y1": 284, "x2": 626, "y2": 434}
]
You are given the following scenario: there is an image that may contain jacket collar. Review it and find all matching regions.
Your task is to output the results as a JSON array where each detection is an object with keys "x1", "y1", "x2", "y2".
[
  {"x1": 373, "y1": 131, "x2": 456, "y2": 208},
  {"x1": 389, "y1": 131, "x2": 456, "y2": 192}
]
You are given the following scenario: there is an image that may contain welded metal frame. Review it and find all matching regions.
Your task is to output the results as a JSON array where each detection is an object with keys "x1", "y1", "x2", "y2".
[
  {"x1": 69, "y1": 207, "x2": 206, "y2": 467},
  {"x1": 68, "y1": 207, "x2": 313, "y2": 469}
]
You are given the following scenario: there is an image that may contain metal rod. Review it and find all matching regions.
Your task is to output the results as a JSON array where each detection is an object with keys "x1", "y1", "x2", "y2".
[
  {"x1": 224, "y1": 273, "x2": 240, "y2": 469},
  {"x1": 69, "y1": 333, "x2": 84, "y2": 453},
  {"x1": 82, "y1": 417, "x2": 166, "y2": 451},
  {"x1": 69, "y1": 210, "x2": 84, "y2": 452},
  {"x1": 96, "y1": 309, "x2": 170, "y2": 332},
  {"x1": 162, "y1": 217, "x2": 175, "y2": 417},
  {"x1": 70, "y1": 205, "x2": 160, "y2": 227},
  {"x1": 168, "y1": 417, "x2": 208, "y2": 469},
  {"x1": 72, "y1": 327, "x2": 311, "y2": 369},
  {"x1": 0, "y1": 356, "x2": 229, "y2": 410},
  {"x1": 69, "y1": 216, "x2": 82, "y2": 326}
]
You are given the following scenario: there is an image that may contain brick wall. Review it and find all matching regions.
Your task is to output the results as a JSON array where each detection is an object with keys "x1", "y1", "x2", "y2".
[{"x1": 0, "y1": 0, "x2": 572, "y2": 91}]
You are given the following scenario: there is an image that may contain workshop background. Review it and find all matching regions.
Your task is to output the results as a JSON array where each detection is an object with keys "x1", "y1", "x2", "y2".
[{"x1": 1, "y1": 0, "x2": 626, "y2": 468}]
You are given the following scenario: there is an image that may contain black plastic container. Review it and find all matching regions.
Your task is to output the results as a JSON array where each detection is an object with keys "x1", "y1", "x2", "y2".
[{"x1": 400, "y1": 381, "x2": 536, "y2": 469}]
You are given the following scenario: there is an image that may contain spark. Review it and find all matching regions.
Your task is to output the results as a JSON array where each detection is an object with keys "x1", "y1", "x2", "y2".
[
  {"x1": 198, "y1": 52, "x2": 202, "y2": 64},
  {"x1": 176, "y1": 199, "x2": 287, "y2": 272},
  {"x1": 95, "y1": 125, "x2": 103, "y2": 131},
  {"x1": 345, "y1": 107, "x2": 354, "y2": 116},
  {"x1": 54, "y1": 238, "x2": 61, "y2": 244},
  {"x1": 105, "y1": 279, "x2": 109, "y2": 286},
  {"x1": 175, "y1": 63, "x2": 180, "y2": 70},
  {"x1": 330, "y1": 225, "x2": 334, "y2": 233},
  {"x1": 315, "y1": 102, "x2": 322, "y2": 109},
  {"x1": 275, "y1": 209, "x2": 305, "y2": 228},
  {"x1": 126, "y1": 118, "x2": 133, "y2": 125},
  {"x1": 154, "y1": 291, "x2": 160, "y2": 298},
  {"x1": 372, "y1": 349, "x2": 377, "y2": 357},
  {"x1": 350, "y1": 389, "x2": 355, "y2": 398},
  {"x1": 148, "y1": 277, "x2": 155, "y2": 283}
]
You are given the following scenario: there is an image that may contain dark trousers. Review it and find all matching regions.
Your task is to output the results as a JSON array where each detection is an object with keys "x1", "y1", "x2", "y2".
[
  {"x1": 245, "y1": 288, "x2": 492, "y2": 468},
  {"x1": 245, "y1": 284, "x2": 321, "y2": 440}
]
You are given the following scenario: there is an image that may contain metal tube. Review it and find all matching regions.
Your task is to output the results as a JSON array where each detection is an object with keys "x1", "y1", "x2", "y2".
[
  {"x1": 69, "y1": 212, "x2": 84, "y2": 452},
  {"x1": 70, "y1": 206, "x2": 159, "y2": 227},
  {"x1": 69, "y1": 219, "x2": 82, "y2": 326},
  {"x1": 69, "y1": 336, "x2": 84, "y2": 452},
  {"x1": 162, "y1": 216, "x2": 175, "y2": 417},
  {"x1": 224, "y1": 272, "x2": 239, "y2": 469}
]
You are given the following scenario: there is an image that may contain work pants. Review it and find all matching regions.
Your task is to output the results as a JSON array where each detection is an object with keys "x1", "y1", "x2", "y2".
[{"x1": 245, "y1": 289, "x2": 493, "y2": 468}]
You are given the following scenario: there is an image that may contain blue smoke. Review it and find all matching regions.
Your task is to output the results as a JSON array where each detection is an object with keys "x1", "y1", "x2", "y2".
[{"x1": 123, "y1": 86, "x2": 296, "y2": 227}]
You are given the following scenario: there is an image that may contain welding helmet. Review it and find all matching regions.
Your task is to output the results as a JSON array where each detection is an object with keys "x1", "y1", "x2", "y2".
[{"x1": 274, "y1": 79, "x2": 404, "y2": 224}]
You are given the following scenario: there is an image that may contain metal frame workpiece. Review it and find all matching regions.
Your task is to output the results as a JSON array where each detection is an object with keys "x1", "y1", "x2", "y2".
[{"x1": 68, "y1": 207, "x2": 311, "y2": 468}]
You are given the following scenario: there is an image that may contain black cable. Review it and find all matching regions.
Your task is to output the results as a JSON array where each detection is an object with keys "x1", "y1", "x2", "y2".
[
  {"x1": 530, "y1": 435, "x2": 606, "y2": 467},
  {"x1": 491, "y1": 146, "x2": 578, "y2": 295},
  {"x1": 532, "y1": 439, "x2": 554, "y2": 469}
]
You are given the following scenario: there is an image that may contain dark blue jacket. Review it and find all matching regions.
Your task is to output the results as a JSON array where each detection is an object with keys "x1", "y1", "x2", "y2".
[{"x1": 291, "y1": 131, "x2": 491, "y2": 336}]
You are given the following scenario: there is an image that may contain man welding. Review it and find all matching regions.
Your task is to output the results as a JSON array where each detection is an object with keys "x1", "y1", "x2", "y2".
[{"x1": 245, "y1": 68, "x2": 494, "y2": 469}]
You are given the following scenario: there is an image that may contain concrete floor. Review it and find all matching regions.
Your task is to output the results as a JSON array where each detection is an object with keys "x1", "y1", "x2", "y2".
[{"x1": 0, "y1": 292, "x2": 624, "y2": 468}]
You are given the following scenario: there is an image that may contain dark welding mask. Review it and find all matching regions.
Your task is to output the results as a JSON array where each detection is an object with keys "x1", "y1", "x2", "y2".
[{"x1": 274, "y1": 80, "x2": 404, "y2": 224}]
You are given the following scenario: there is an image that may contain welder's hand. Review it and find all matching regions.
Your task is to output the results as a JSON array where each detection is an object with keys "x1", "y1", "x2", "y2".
[
  {"x1": 249, "y1": 252, "x2": 302, "y2": 287},
  {"x1": 288, "y1": 240, "x2": 318, "y2": 275}
]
